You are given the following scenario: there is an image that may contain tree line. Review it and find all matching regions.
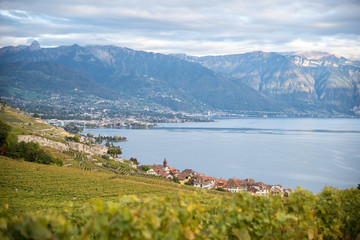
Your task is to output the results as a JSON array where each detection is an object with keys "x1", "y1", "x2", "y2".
[{"x1": 0, "y1": 120, "x2": 62, "y2": 166}]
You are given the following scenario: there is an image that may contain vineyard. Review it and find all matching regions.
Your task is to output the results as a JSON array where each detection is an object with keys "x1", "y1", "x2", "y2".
[
  {"x1": 1, "y1": 185, "x2": 359, "y2": 239},
  {"x1": 1, "y1": 157, "x2": 359, "y2": 239},
  {"x1": 0, "y1": 156, "x2": 224, "y2": 215}
]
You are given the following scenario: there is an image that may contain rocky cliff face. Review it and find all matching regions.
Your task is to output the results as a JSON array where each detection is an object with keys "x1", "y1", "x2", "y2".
[
  {"x1": 175, "y1": 51, "x2": 360, "y2": 113},
  {"x1": 18, "y1": 135, "x2": 108, "y2": 156}
]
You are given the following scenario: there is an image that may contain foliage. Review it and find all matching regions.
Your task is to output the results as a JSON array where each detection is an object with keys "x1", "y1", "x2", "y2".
[
  {"x1": 130, "y1": 157, "x2": 139, "y2": 165},
  {"x1": 64, "y1": 123, "x2": 83, "y2": 134},
  {"x1": 0, "y1": 120, "x2": 62, "y2": 166},
  {"x1": 97, "y1": 135, "x2": 127, "y2": 143},
  {"x1": 142, "y1": 165, "x2": 150, "y2": 171},
  {"x1": 65, "y1": 135, "x2": 80, "y2": 143},
  {"x1": 215, "y1": 187, "x2": 226, "y2": 192},
  {"x1": 87, "y1": 132, "x2": 93, "y2": 138},
  {"x1": 6, "y1": 141, "x2": 63, "y2": 166},
  {"x1": 0, "y1": 185, "x2": 359, "y2": 239},
  {"x1": 185, "y1": 179, "x2": 194, "y2": 186},
  {"x1": 107, "y1": 146, "x2": 122, "y2": 158},
  {"x1": 0, "y1": 120, "x2": 11, "y2": 146},
  {"x1": 172, "y1": 176, "x2": 180, "y2": 183}
]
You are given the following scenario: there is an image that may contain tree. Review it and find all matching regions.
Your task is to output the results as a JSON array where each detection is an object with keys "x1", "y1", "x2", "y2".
[
  {"x1": 64, "y1": 123, "x2": 83, "y2": 134},
  {"x1": 87, "y1": 132, "x2": 93, "y2": 138},
  {"x1": 73, "y1": 135, "x2": 80, "y2": 143},
  {"x1": 142, "y1": 165, "x2": 150, "y2": 171},
  {"x1": 0, "y1": 120, "x2": 11, "y2": 146},
  {"x1": 185, "y1": 179, "x2": 194, "y2": 186},
  {"x1": 173, "y1": 176, "x2": 180, "y2": 183},
  {"x1": 0, "y1": 97, "x2": 6, "y2": 112},
  {"x1": 113, "y1": 135, "x2": 119, "y2": 140},
  {"x1": 96, "y1": 134, "x2": 103, "y2": 144},
  {"x1": 33, "y1": 113, "x2": 40, "y2": 118},
  {"x1": 107, "y1": 146, "x2": 122, "y2": 158},
  {"x1": 130, "y1": 157, "x2": 139, "y2": 165}
]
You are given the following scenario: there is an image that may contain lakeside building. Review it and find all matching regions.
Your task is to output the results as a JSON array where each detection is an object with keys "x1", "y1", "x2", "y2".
[{"x1": 145, "y1": 159, "x2": 292, "y2": 195}]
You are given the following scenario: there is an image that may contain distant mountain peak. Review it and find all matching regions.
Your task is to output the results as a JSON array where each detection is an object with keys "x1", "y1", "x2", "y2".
[
  {"x1": 292, "y1": 51, "x2": 331, "y2": 60},
  {"x1": 28, "y1": 40, "x2": 41, "y2": 51}
]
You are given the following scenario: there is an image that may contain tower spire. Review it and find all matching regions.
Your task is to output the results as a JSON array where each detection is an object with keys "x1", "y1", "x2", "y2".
[{"x1": 163, "y1": 158, "x2": 167, "y2": 168}]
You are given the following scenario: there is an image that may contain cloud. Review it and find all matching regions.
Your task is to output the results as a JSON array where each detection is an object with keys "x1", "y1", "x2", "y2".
[{"x1": 0, "y1": 0, "x2": 359, "y2": 59}]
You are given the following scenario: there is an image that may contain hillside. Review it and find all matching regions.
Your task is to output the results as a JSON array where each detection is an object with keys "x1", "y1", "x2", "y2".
[
  {"x1": 0, "y1": 106, "x2": 70, "y2": 140},
  {"x1": 0, "y1": 42, "x2": 286, "y2": 116},
  {"x1": 0, "y1": 156, "x2": 216, "y2": 214},
  {"x1": 174, "y1": 52, "x2": 360, "y2": 114}
]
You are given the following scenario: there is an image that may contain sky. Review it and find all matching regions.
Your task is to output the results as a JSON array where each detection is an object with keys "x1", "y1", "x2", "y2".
[{"x1": 0, "y1": 0, "x2": 360, "y2": 59}]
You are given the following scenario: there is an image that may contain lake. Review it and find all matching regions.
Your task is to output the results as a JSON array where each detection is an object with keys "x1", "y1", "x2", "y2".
[{"x1": 83, "y1": 118, "x2": 360, "y2": 193}]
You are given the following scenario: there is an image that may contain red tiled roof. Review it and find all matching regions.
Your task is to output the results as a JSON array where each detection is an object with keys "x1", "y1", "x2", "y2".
[
  {"x1": 248, "y1": 186, "x2": 260, "y2": 193},
  {"x1": 181, "y1": 169, "x2": 196, "y2": 175},
  {"x1": 194, "y1": 175, "x2": 215, "y2": 184},
  {"x1": 227, "y1": 178, "x2": 244, "y2": 188},
  {"x1": 215, "y1": 178, "x2": 227, "y2": 188},
  {"x1": 178, "y1": 172, "x2": 189, "y2": 180}
]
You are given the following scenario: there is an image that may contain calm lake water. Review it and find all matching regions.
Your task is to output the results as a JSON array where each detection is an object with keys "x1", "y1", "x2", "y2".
[{"x1": 83, "y1": 118, "x2": 360, "y2": 193}]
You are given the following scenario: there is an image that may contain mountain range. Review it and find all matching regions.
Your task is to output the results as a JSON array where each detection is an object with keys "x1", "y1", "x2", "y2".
[{"x1": 0, "y1": 41, "x2": 359, "y2": 117}]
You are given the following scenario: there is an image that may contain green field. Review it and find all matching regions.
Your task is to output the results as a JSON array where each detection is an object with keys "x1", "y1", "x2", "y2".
[{"x1": 0, "y1": 156, "x2": 222, "y2": 215}]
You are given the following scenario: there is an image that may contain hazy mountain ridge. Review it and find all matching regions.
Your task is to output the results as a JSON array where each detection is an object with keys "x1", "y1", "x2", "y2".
[
  {"x1": 174, "y1": 51, "x2": 360, "y2": 113},
  {"x1": 0, "y1": 42, "x2": 358, "y2": 116},
  {"x1": 0, "y1": 42, "x2": 281, "y2": 114}
]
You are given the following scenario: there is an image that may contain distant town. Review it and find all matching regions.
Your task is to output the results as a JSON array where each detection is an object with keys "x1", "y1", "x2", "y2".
[{"x1": 142, "y1": 158, "x2": 292, "y2": 196}]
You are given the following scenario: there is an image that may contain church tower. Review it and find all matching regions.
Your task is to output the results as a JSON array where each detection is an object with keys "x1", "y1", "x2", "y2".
[{"x1": 163, "y1": 158, "x2": 167, "y2": 168}]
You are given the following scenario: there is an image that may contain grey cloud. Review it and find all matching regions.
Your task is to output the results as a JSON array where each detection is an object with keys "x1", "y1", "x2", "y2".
[{"x1": 0, "y1": 0, "x2": 359, "y2": 59}]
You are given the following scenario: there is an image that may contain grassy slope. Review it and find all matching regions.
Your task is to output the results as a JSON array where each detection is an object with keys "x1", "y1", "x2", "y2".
[
  {"x1": 0, "y1": 156, "x2": 223, "y2": 215},
  {"x1": 0, "y1": 107, "x2": 70, "y2": 140}
]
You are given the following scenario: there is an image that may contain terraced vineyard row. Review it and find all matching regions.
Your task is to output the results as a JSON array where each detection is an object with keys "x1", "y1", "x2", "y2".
[{"x1": 0, "y1": 156, "x2": 221, "y2": 215}]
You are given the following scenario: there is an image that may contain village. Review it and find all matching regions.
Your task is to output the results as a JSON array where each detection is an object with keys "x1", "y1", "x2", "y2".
[{"x1": 141, "y1": 158, "x2": 293, "y2": 196}]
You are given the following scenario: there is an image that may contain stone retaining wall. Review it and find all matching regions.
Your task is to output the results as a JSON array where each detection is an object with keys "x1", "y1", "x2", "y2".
[{"x1": 17, "y1": 135, "x2": 108, "y2": 156}]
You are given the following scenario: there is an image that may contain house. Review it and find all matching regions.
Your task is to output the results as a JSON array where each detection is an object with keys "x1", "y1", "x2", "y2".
[
  {"x1": 283, "y1": 188, "x2": 293, "y2": 197},
  {"x1": 150, "y1": 165, "x2": 167, "y2": 177},
  {"x1": 226, "y1": 178, "x2": 247, "y2": 193},
  {"x1": 146, "y1": 168, "x2": 157, "y2": 175},
  {"x1": 270, "y1": 185, "x2": 284, "y2": 196},
  {"x1": 164, "y1": 173, "x2": 174, "y2": 180},
  {"x1": 193, "y1": 175, "x2": 216, "y2": 189},
  {"x1": 149, "y1": 158, "x2": 180, "y2": 179},
  {"x1": 248, "y1": 186, "x2": 262, "y2": 195},
  {"x1": 215, "y1": 178, "x2": 227, "y2": 189},
  {"x1": 168, "y1": 167, "x2": 180, "y2": 177},
  {"x1": 178, "y1": 169, "x2": 197, "y2": 184},
  {"x1": 250, "y1": 182, "x2": 270, "y2": 195},
  {"x1": 244, "y1": 178, "x2": 256, "y2": 184}
]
